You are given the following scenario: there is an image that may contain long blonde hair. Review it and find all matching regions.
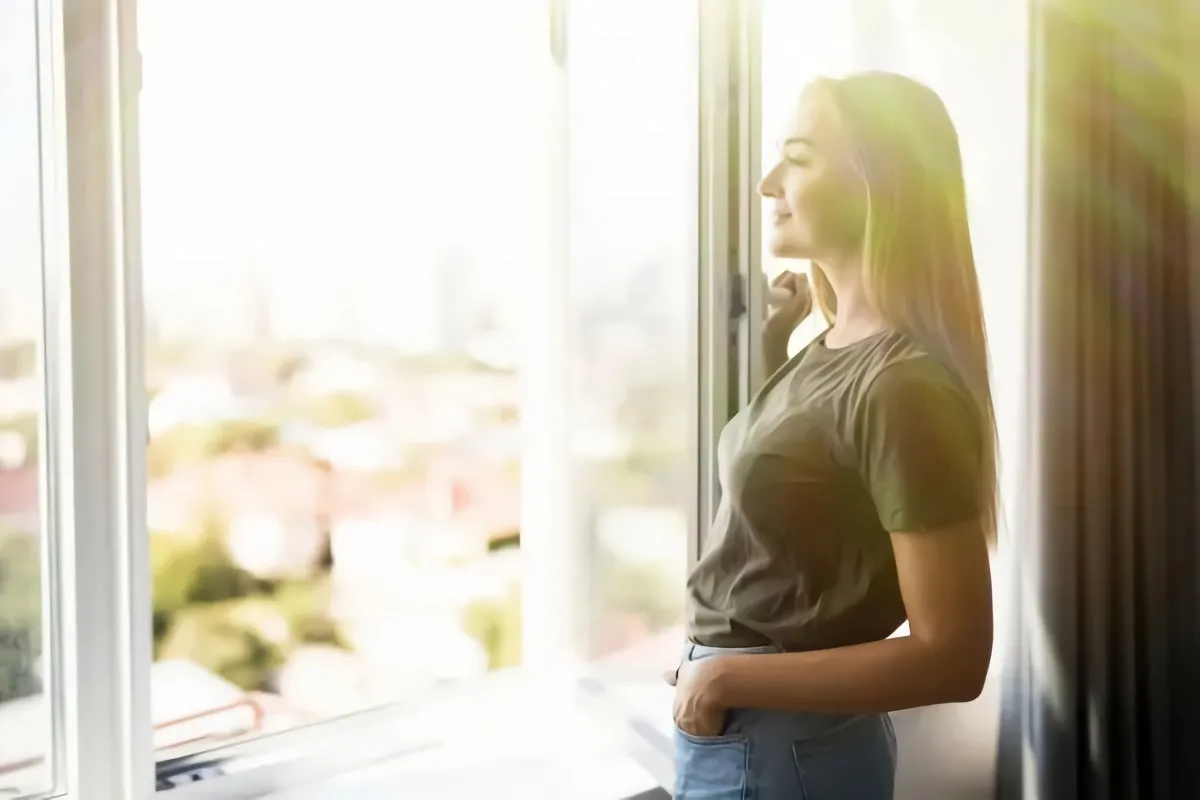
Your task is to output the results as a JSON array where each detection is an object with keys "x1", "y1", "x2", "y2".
[{"x1": 811, "y1": 72, "x2": 998, "y2": 541}]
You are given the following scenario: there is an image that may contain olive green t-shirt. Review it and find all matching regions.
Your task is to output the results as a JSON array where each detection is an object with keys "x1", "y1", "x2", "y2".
[{"x1": 685, "y1": 328, "x2": 983, "y2": 651}]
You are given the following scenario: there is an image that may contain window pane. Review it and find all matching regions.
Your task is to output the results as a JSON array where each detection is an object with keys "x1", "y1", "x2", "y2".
[
  {"x1": 138, "y1": 0, "x2": 544, "y2": 758},
  {"x1": 0, "y1": 3, "x2": 57, "y2": 797},
  {"x1": 567, "y1": 0, "x2": 696, "y2": 669}
]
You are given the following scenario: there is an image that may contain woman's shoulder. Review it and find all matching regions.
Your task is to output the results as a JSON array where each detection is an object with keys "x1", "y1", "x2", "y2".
[
  {"x1": 838, "y1": 334, "x2": 982, "y2": 463},
  {"x1": 854, "y1": 331, "x2": 971, "y2": 407}
]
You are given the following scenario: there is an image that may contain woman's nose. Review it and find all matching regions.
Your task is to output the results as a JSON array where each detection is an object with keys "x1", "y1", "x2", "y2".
[{"x1": 758, "y1": 161, "x2": 783, "y2": 198}]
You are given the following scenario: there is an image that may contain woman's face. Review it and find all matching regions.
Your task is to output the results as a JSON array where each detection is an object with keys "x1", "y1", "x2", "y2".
[{"x1": 758, "y1": 87, "x2": 866, "y2": 261}]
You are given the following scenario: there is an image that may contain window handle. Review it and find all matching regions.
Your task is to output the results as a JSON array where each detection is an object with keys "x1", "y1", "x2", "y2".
[{"x1": 729, "y1": 273, "x2": 747, "y2": 320}]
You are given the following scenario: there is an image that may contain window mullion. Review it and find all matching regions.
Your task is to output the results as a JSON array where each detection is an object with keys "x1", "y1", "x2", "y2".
[
  {"x1": 59, "y1": 0, "x2": 154, "y2": 798},
  {"x1": 735, "y1": 0, "x2": 765, "y2": 403},
  {"x1": 696, "y1": 0, "x2": 758, "y2": 561}
]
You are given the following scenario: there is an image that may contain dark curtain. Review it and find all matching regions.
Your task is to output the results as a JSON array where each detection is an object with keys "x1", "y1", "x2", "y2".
[{"x1": 997, "y1": 0, "x2": 1199, "y2": 798}]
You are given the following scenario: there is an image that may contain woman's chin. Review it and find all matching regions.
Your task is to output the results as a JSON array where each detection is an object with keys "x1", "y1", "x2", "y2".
[{"x1": 769, "y1": 235, "x2": 810, "y2": 260}]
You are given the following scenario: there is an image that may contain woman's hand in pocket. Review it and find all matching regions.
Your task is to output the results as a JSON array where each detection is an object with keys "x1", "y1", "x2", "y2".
[{"x1": 665, "y1": 658, "x2": 727, "y2": 737}]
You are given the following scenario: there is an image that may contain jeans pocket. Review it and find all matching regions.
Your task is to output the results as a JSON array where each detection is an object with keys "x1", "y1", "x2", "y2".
[
  {"x1": 674, "y1": 726, "x2": 749, "y2": 800},
  {"x1": 791, "y1": 714, "x2": 895, "y2": 800}
]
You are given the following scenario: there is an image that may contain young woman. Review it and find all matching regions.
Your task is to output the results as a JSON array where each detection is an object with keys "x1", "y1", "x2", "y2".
[{"x1": 666, "y1": 71, "x2": 997, "y2": 799}]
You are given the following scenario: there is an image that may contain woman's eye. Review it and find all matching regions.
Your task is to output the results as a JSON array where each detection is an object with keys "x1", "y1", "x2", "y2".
[{"x1": 786, "y1": 156, "x2": 811, "y2": 167}]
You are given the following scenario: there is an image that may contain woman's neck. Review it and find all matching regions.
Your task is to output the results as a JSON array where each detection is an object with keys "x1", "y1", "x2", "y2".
[{"x1": 814, "y1": 257, "x2": 887, "y2": 348}]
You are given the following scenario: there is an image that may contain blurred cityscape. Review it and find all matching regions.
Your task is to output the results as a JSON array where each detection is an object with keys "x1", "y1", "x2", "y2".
[
  {"x1": 0, "y1": 263, "x2": 689, "y2": 765},
  {"x1": 0, "y1": 0, "x2": 694, "y2": 788}
]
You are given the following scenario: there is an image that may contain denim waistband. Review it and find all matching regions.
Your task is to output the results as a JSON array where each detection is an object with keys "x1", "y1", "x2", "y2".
[{"x1": 683, "y1": 640, "x2": 781, "y2": 662}]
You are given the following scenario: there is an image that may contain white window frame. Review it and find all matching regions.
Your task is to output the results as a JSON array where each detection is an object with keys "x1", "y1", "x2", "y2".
[
  {"x1": 696, "y1": 0, "x2": 739, "y2": 568},
  {"x1": 30, "y1": 0, "x2": 72, "y2": 795},
  {"x1": 699, "y1": 0, "x2": 758, "y2": 534},
  {"x1": 730, "y1": 0, "x2": 767, "y2": 406},
  {"x1": 44, "y1": 1, "x2": 741, "y2": 799},
  {"x1": 55, "y1": 0, "x2": 155, "y2": 798}
]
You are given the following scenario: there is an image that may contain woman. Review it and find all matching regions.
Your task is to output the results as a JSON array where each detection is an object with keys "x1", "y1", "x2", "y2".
[{"x1": 666, "y1": 71, "x2": 997, "y2": 799}]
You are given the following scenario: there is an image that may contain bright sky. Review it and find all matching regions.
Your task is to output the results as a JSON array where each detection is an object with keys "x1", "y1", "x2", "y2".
[
  {"x1": 137, "y1": 0, "x2": 551, "y2": 346},
  {"x1": 135, "y1": 0, "x2": 707, "y2": 347},
  {"x1": 1, "y1": 0, "x2": 702, "y2": 351},
  {"x1": 4, "y1": 0, "x2": 1024, "y2": 358}
]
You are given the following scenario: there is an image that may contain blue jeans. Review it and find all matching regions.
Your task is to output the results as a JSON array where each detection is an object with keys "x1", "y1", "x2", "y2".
[{"x1": 673, "y1": 642, "x2": 896, "y2": 800}]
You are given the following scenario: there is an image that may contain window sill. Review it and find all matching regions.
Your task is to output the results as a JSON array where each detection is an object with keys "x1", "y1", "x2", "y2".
[
  {"x1": 256, "y1": 700, "x2": 662, "y2": 800},
  {"x1": 153, "y1": 662, "x2": 672, "y2": 800}
]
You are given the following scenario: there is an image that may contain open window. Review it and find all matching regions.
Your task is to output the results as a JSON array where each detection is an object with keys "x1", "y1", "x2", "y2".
[{"x1": 23, "y1": 0, "x2": 727, "y2": 797}]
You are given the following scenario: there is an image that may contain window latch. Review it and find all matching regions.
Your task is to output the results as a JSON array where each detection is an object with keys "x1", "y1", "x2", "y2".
[{"x1": 728, "y1": 273, "x2": 747, "y2": 320}]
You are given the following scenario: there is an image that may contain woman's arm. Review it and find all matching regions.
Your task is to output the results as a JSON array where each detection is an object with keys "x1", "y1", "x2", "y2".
[
  {"x1": 762, "y1": 271, "x2": 812, "y2": 376},
  {"x1": 700, "y1": 521, "x2": 992, "y2": 714},
  {"x1": 763, "y1": 338, "x2": 792, "y2": 378}
]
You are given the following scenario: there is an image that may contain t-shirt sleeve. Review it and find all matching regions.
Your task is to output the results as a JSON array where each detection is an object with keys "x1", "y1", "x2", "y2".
[{"x1": 854, "y1": 359, "x2": 983, "y2": 532}]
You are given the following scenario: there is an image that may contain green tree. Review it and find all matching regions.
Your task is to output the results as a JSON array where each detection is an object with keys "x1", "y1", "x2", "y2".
[
  {"x1": 146, "y1": 419, "x2": 280, "y2": 478},
  {"x1": 211, "y1": 419, "x2": 280, "y2": 454},
  {"x1": 151, "y1": 529, "x2": 259, "y2": 612},
  {"x1": 0, "y1": 531, "x2": 42, "y2": 703},
  {"x1": 273, "y1": 578, "x2": 348, "y2": 649},
  {"x1": 150, "y1": 525, "x2": 265, "y2": 659},
  {"x1": 150, "y1": 531, "x2": 348, "y2": 689},
  {"x1": 158, "y1": 604, "x2": 284, "y2": 691},
  {"x1": 298, "y1": 392, "x2": 375, "y2": 428},
  {"x1": 461, "y1": 585, "x2": 522, "y2": 670}
]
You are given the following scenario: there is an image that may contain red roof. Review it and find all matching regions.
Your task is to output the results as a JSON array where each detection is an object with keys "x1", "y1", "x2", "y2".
[{"x1": 0, "y1": 466, "x2": 38, "y2": 519}]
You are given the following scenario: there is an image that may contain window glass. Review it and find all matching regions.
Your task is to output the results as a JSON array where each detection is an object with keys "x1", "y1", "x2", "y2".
[
  {"x1": 138, "y1": 0, "x2": 545, "y2": 758},
  {"x1": 0, "y1": 3, "x2": 58, "y2": 796},
  {"x1": 567, "y1": 0, "x2": 697, "y2": 672}
]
